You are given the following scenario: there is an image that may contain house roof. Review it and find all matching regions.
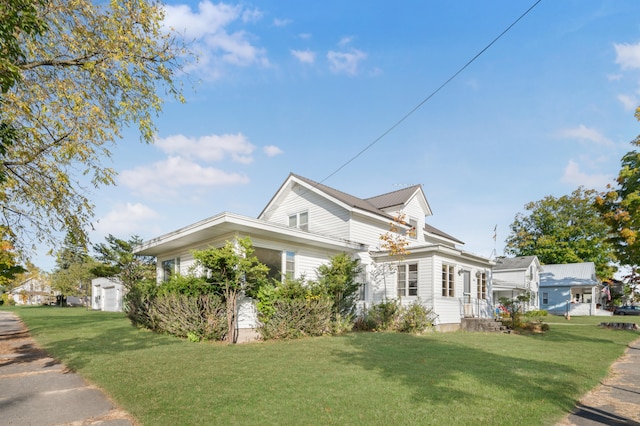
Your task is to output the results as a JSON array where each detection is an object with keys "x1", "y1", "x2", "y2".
[
  {"x1": 134, "y1": 212, "x2": 366, "y2": 256},
  {"x1": 540, "y1": 262, "x2": 599, "y2": 288},
  {"x1": 493, "y1": 256, "x2": 539, "y2": 271},
  {"x1": 261, "y1": 173, "x2": 460, "y2": 244}
]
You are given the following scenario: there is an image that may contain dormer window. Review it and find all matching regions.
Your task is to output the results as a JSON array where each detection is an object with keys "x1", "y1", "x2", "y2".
[
  {"x1": 288, "y1": 211, "x2": 308, "y2": 231},
  {"x1": 408, "y1": 218, "x2": 418, "y2": 240}
]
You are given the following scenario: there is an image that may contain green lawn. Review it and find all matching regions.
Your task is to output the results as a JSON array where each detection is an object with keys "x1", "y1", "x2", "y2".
[{"x1": 5, "y1": 306, "x2": 640, "y2": 425}]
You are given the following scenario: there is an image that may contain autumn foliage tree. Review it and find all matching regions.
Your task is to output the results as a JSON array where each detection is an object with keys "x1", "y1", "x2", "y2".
[
  {"x1": 597, "y1": 109, "x2": 640, "y2": 288},
  {"x1": 0, "y1": 0, "x2": 191, "y2": 256}
]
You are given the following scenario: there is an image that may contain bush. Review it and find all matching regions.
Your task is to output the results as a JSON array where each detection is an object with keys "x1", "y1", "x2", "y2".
[
  {"x1": 524, "y1": 309, "x2": 548, "y2": 318},
  {"x1": 157, "y1": 274, "x2": 218, "y2": 297},
  {"x1": 397, "y1": 300, "x2": 436, "y2": 334},
  {"x1": 258, "y1": 297, "x2": 333, "y2": 340},
  {"x1": 1, "y1": 294, "x2": 16, "y2": 306},
  {"x1": 355, "y1": 300, "x2": 435, "y2": 334},
  {"x1": 124, "y1": 280, "x2": 159, "y2": 330},
  {"x1": 150, "y1": 293, "x2": 226, "y2": 341},
  {"x1": 366, "y1": 300, "x2": 400, "y2": 331}
]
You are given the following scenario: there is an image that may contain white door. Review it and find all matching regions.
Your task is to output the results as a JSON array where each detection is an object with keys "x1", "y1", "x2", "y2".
[{"x1": 103, "y1": 287, "x2": 117, "y2": 311}]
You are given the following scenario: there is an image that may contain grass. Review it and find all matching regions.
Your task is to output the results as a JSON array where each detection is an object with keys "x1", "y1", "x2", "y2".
[{"x1": 5, "y1": 306, "x2": 640, "y2": 425}]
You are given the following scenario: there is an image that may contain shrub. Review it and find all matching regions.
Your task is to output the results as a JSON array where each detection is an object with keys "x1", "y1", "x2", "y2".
[
  {"x1": 157, "y1": 274, "x2": 218, "y2": 297},
  {"x1": 150, "y1": 293, "x2": 226, "y2": 341},
  {"x1": 367, "y1": 300, "x2": 400, "y2": 331},
  {"x1": 1, "y1": 293, "x2": 15, "y2": 306},
  {"x1": 397, "y1": 300, "x2": 436, "y2": 334},
  {"x1": 124, "y1": 280, "x2": 159, "y2": 330},
  {"x1": 355, "y1": 300, "x2": 435, "y2": 334},
  {"x1": 258, "y1": 297, "x2": 333, "y2": 340}
]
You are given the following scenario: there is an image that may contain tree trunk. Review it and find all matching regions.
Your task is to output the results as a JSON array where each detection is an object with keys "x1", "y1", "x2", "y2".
[{"x1": 226, "y1": 287, "x2": 237, "y2": 344}]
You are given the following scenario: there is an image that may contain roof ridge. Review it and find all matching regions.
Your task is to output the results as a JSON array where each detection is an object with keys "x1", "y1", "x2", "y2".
[{"x1": 364, "y1": 184, "x2": 422, "y2": 201}]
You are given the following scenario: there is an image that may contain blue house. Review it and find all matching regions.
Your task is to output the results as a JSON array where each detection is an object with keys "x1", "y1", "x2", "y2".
[{"x1": 539, "y1": 262, "x2": 609, "y2": 316}]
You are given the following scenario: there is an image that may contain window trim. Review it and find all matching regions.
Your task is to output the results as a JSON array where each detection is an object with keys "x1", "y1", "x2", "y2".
[
  {"x1": 284, "y1": 251, "x2": 295, "y2": 280},
  {"x1": 477, "y1": 271, "x2": 487, "y2": 299},
  {"x1": 397, "y1": 263, "x2": 418, "y2": 297},
  {"x1": 288, "y1": 211, "x2": 308, "y2": 231},
  {"x1": 442, "y1": 264, "x2": 455, "y2": 297}
]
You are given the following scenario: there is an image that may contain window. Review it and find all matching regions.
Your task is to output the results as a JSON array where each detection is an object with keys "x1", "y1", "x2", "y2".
[
  {"x1": 162, "y1": 258, "x2": 179, "y2": 282},
  {"x1": 477, "y1": 271, "x2": 487, "y2": 299},
  {"x1": 288, "y1": 212, "x2": 308, "y2": 231},
  {"x1": 542, "y1": 292, "x2": 548, "y2": 305},
  {"x1": 408, "y1": 218, "x2": 418, "y2": 240},
  {"x1": 397, "y1": 263, "x2": 418, "y2": 297},
  {"x1": 285, "y1": 251, "x2": 295, "y2": 280},
  {"x1": 442, "y1": 264, "x2": 455, "y2": 297}
]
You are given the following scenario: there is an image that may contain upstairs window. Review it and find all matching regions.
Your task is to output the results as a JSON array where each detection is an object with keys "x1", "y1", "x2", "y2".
[
  {"x1": 288, "y1": 211, "x2": 308, "y2": 231},
  {"x1": 408, "y1": 218, "x2": 418, "y2": 240}
]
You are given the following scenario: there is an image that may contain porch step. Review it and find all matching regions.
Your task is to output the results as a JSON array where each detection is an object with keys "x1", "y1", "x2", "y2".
[{"x1": 461, "y1": 318, "x2": 508, "y2": 333}]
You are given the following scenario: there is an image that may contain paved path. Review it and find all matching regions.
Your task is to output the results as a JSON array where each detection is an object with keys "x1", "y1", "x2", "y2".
[
  {"x1": 0, "y1": 311, "x2": 135, "y2": 426},
  {"x1": 558, "y1": 336, "x2": 640, "y2": 426}
]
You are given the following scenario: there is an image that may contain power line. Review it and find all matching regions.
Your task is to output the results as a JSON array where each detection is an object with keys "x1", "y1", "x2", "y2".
[{"x1": 317, "y1": 0, "x2": 543, "y2": 186}]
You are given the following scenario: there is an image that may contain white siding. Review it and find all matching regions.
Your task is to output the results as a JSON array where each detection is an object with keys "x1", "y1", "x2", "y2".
[{"x1": 264, "y1": 182, "x2": 350, "y2": 238}]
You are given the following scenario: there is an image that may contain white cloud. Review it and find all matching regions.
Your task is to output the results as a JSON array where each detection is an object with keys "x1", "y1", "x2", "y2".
[
  {"x1": 94, "y1": 203, "x2": 159, "y2": 237},
  {"x1": 338, "y1": 36, "x2": 354, "y2": 47},
  {"x1": 561, "y1": 160, "x2": 612, "y2": 189},
  {"x1": 618, "y1": 94, "x2": 638, "y2": 111},
  {"x1": 291, "y1": 49, "x2": 316, "y2": 64},
  {"x1": 155, "y1": 133, "x2": 256, "y2": 164},
  {"x1": 163, "y1": 1, "x2": 268, "y2": 78},
  {"x1": 614, "y1": 42, "x2": 640, "y2": 70},
  {"x1": 120, "y1": 156, "x2": 250, "y2": 197},
  {"x1": 327, "y1": 49, "x2": 367, "y2": 75},
  {"x1": 263, "y1": 145, "x2": 284, "y2": 156},
  {"x1": 555, "y1": 124, "x2": 613, "y2": 147},
  {"x1": 273, "y1": 18, "x2": 292, "y2": 27}
]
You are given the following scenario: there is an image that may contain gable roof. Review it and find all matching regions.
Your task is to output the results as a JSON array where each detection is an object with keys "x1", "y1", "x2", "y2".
[
  {"x1": 259, "y1": 173, "x2": 458, "y2": 243},
  {"x1": 540, "y1": 262, "x2": 599, "y2": 288},
  {"x1": 493, "y1": 256, "x2": 539, "y2": 271}
]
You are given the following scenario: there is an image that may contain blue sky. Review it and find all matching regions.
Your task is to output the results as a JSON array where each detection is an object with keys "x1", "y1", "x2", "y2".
[{"x1": 38, "y1": 0, "x2": 640, "y2": 271}]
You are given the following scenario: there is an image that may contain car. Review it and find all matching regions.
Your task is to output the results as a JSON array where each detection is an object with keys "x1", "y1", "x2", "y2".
[{"x1": 613, "y1": 305, "x2": 640, "y2": 315}]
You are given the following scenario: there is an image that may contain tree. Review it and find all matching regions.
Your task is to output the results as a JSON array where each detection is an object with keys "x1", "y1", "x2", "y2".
[
  {"x1": 505, "y1": 187, "x2": 616, "y2": 279},
  {"x1": 0, "y1": 0, "x2": 190, "y2": 256},
  {"x1": 0, "y1": 226, "x2": 25, "y2": 286},
  {"x1": 596, "y1": 130, "x2": 640, "y2": 290},
  {"x1": 92, "y1": 234, "x2": 155, "y2": 288},
  {"x1": 315, "y1": 253, "x2": 362, "y2": 319},
  {"x1": 51, "y1": 231, "x2": 94, "y2": 306},
  {"x1": 192, "y1": 238, "x2": 269, "y2": 344}
]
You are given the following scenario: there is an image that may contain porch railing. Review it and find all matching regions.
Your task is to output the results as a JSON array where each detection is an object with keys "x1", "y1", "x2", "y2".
[{"x1": 459, "y1": 297, "x2": 492, "y2": 319}]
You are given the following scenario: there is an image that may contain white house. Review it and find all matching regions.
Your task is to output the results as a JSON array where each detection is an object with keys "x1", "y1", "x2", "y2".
[
  {"x1": 10, "y1": 276, "x2": 55, "y2": 305},
  {"x1": 134, "y1": 173, "x2": 495, "y2": 336},
  {"x1": 492, "y1": 256, "x2": 542, "y2": 312},
  {"x1": 91, "y1": 277, "x2": 125, "y2": 312},
  {"x1": 539, "y1": 262, "x2": 610, "y2": 316}
]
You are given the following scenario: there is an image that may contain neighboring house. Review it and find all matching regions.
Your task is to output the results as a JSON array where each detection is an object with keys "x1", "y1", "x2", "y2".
[
  {"x1": 492, "y1": 256, "x2": 542, "y2": 312},
  {"x1": 10, "y1": 277, "x2": 55, "y2": 305},
  {"x1": 91, "y1": 277, "x2": 125, "y2": 312},
  {"x1": 539, "y1": 262, "x2": 610, "y2": 316},
  {"x1": 135, "y1": 173, "x2": 495, "y2": 337}
]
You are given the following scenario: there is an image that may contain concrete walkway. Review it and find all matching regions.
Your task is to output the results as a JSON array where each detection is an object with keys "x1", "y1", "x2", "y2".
[
  {"x1": 0, "y1": 311, "x2": 135, "y2": 426},
  {"x1": 558, "y1": 336, "x2": 640, "y2": 426}
]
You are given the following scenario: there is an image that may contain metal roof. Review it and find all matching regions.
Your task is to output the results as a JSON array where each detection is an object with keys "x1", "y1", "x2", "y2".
[
  {"x1": 493, "y1": 256, "x2": 538, "y2": 271},
  {"x1": 540, "y1": 262, "x2": 599, "y2": 287}
]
